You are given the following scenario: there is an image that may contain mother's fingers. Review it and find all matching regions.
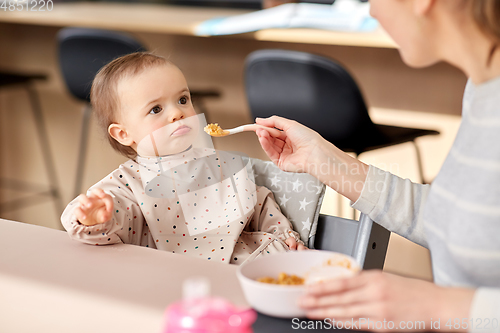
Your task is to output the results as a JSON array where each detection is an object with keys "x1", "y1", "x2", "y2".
[
  {"x1": 247, "y1": 124, "x2": 284, "y2": 139},
  {"x1": 256, "y1": 116, "x2": 295, "y2": 134},
  {"x1": 254, "y1": 124, "x2": 287, "y2": 142},
  {"x1": 300, "y1": 285, "x2": 370, "y2": 309},
  {"x1": 305, "y1": 272, "x2": 370, "y2": 296},
  {"x1": 256, "y1": 129, "x2": 285, "y2": 149},
  {"x1": 256, "y1": 130, "x2": 284, "y2": 163},
  {"x1": 305, "y1": 302, "x2": 377, "y2": 320}
]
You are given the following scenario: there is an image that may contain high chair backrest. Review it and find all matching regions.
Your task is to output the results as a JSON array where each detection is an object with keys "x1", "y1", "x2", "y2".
[
  {"x1": 248, "y1": 157, "x2": 390, "y2": 269},
  {"x1": 246, "y1": 157, "x2": 325, "y2": 244},
  {"x1": 311, "y1": 214, "x2": 390, "y2": 269}
]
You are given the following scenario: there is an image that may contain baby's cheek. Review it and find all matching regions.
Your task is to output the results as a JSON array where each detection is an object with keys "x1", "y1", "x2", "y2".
[{"x1": 152, "y1": 122, "x2": 171, "y2": 133}]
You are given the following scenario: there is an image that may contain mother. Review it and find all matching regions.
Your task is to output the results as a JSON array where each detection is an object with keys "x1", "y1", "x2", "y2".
[{"x1": 255, "y1": 0, "x2": 500, "y2": 331}]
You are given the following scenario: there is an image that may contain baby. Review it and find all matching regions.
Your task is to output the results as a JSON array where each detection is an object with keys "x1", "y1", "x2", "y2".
[{"x1": 61, "y1": 52, "x2": 306, "y2": 264}]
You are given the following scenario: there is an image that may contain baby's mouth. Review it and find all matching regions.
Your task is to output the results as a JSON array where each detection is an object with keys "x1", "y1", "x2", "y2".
[{"x1": 171, "y1": 125, "x2": 191, "y2": 136}]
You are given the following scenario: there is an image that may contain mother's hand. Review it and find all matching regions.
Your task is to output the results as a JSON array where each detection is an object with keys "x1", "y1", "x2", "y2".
[
  {"x1": 255, "y1": 116, "x2": 326, "y2": 174},
  {"x1": 299, "y1": 270, "x2": 474, "y2": 332}
]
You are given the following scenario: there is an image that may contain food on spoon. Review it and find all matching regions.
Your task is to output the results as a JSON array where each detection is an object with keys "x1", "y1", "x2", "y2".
[
  {"x1": 204, "y1": 123, "x2": 225, "y2": 136},
  {"x1": 257, "y1": 273, "x2": 305, "y2": 285}
]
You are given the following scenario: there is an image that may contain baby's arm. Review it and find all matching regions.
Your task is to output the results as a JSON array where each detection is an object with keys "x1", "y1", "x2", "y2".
[
  {"x1": 73, "y1": 188, "x2": 113, "y2": 226},
  {"x1": 61, "y1": 169, "x2": 146, "y2": 246},
  {"x1": 249, "y1": 186, "x2": 307, "y2": 250}
]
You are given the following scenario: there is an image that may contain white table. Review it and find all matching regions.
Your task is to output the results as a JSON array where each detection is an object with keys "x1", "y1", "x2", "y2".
[{"x1": 0, "y1": 219, "x2": 248, "y2": 332}]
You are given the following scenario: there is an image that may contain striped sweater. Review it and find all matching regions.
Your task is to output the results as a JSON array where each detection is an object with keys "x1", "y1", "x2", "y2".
[{"x1": 352, "y1": 77, "x2": 500, "y2": 332}]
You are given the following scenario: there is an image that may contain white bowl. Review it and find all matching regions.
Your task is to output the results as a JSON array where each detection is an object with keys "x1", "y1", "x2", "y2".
[{"x1": 236, "y1": 250, "x2": 359, "y2": 318}]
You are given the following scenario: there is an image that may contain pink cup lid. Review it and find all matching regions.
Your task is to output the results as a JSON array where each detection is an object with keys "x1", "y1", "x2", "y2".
[{"x1": 163, "y1": 297, "x2": 256, "y2": 333}]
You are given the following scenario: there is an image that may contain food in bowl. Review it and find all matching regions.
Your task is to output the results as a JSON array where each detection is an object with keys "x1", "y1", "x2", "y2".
[
  {"x1": 256, "y1": 255, "x2": 360, "y2": 286},
  {"x1": 237, "y1": 251, "x2": 360, "y2": 318},
  {"x1": 257, "y1": 273, "x2": 305, "y2": 285}
]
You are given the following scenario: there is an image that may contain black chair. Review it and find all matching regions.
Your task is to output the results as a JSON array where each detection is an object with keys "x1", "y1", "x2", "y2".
[
  {"x1": 0, "y1": 71, "x2": 63, "y2": 215},
  {"x1": 245, "y1": 49, "x2": 440, "y2": 184},
  {"x1": 57, "y1": 27, "x2": 220, "y2": 198},
  {"x1": 309, "y1": 213, "x2": 390, "y2": 269}
]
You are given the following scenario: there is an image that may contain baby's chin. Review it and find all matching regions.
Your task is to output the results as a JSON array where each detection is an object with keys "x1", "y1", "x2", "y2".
[
  {"x1": 136, "y1": 129, "x2": 198, "y2": 157},
  {"x1": 167, "y1": 142, "x2": 193, "y2": 155},
  {"x1": 136, "y1": 142, "x2": 193, "y2": 158}
]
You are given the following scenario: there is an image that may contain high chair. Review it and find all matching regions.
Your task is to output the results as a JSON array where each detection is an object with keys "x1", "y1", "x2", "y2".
[{"x1": 248, "y1": 157, "x2": 390, "y2": 269}]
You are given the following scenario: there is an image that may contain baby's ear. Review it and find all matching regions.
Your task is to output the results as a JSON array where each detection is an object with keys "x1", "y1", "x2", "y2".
[{"x1": 109, "y1": 123, "x2": 134, "y2": 147}]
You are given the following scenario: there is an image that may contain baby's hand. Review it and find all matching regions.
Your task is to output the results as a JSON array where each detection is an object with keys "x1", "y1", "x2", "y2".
[
  {"x1": 285, "y1": 237, "x2": 308, "y2": 251},
  {"x1": 74, "y1": 188, "x2": 114, "y2": 226}
]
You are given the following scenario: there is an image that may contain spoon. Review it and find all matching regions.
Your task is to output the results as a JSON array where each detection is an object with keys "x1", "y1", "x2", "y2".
[{"x1": 204, "y1": 123, "x2": 281, "y2": 137}]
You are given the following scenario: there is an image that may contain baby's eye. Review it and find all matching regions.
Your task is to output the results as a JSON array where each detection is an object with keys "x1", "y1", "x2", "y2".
[
  {"x1": 179, "y1": 95, "x2": 189, "y2": 105},
  {"x1": 149, "y1": 105, "x2": 162, "y2": 115}
]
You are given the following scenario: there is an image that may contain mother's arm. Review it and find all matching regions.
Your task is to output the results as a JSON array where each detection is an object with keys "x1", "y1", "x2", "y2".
[
  {"x1": 255, "y1": 116, "x2": 369, "y2": 202},
  {"x1": 299, "y1": 270, "x2": 475, "y2": 332},
  {"x1": 256, "y1": 116, "x2": 499, "y2": 331},
  {"x1": 256, "y1": 116, "x2": 430, "y2": 247}
]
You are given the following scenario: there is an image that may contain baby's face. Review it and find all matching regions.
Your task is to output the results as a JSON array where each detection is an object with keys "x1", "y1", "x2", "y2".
[{"x1": 112, "y1": 64, "x2": 198, "y2": 156}]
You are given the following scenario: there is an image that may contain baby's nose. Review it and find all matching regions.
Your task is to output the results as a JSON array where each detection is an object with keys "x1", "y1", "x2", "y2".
[{"x1": 169, "y1": 109, "x2": 185, "y2": 123}]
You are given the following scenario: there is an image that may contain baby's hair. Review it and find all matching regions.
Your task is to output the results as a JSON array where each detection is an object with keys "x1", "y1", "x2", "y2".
[
  {"x1": 469, "y1": 0, "x2": 500, "y2": 65},
  {"x1": 90, "y1": 52, "x2": 172, "y2": 159}
]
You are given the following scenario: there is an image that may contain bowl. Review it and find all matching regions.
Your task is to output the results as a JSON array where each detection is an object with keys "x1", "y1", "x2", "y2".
[{"x1": 236, "y1": 250, "x2": 359, "y2": 318}]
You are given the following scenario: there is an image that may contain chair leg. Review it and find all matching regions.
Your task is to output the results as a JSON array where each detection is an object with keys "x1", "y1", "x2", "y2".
[
  {"x1": 73, "y1": 104, "x2": 92, "y2": 199},
  {"x1": 26, "y1": 83, "x2": 64, "y2": 216},
  {"x1": 412, "y1": 140, "x2": 426, "y2": 184}
]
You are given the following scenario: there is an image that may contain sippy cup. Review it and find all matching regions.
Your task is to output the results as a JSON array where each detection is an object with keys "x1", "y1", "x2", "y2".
[{"x1": 163, "y1": 277, "x2": 256, "y2": 333}]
